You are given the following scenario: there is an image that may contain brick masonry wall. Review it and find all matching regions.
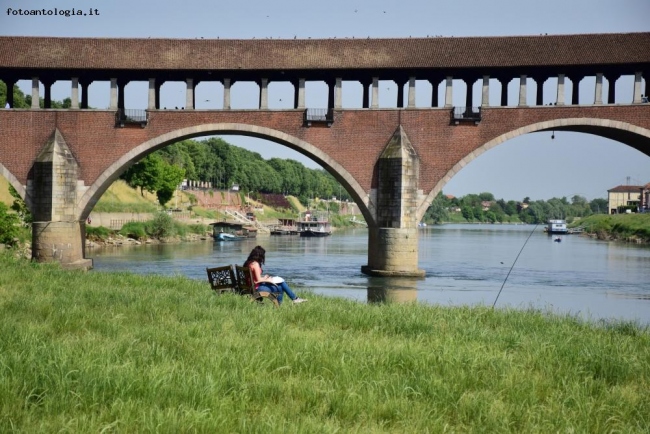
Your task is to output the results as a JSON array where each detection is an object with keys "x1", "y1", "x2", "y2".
[{"x1": 1, "y1": 106, "x2": 649, "y2": 216}]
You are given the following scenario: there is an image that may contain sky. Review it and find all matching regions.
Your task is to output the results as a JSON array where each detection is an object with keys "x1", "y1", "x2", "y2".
[{"x1": 2, "y1": 0, "x2": 649, "y2": 201}]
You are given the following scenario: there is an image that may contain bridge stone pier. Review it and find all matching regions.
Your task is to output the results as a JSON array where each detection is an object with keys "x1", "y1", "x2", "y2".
[{"x1": 0, "y1": 33, "x2": 649, "y2": 274}]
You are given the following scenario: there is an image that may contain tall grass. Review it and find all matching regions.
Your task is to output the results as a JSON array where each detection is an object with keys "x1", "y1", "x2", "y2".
[
  {"x1": 576, "y1": 213, "x2": 650, "y2": 242},
  {"x1": 1, "y1": 253, "x2": 648, "y2": 432}
]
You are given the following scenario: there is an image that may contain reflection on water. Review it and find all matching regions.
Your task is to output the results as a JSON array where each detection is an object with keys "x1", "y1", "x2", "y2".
[
  {"x1": 367, "y1": 278, "x2": 419, "y2": 304},
  {"x1": 88, "y1": 225, "x2": 650, "y2": 324}
]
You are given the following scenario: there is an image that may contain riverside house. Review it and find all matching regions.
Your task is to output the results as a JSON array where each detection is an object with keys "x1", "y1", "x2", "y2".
[{"x1": 607, "y1": 184, "x2": 643, "y2": 214}]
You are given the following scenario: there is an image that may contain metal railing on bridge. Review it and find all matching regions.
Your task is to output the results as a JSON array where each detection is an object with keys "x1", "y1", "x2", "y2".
[
  {"x1": 115, "y1": 109, "x2": 148, "y2": 128},
  {"x1": 450, "y1": 106, "x2": 481, "y2": 125},
  {"x1": 304, "y1": 108, "x2": 334, "y2": 127}
]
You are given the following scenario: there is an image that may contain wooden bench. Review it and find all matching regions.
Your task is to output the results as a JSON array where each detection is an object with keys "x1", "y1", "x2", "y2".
[{"x1": 206, "y1": 265, "x2": 280, "y2": 307}]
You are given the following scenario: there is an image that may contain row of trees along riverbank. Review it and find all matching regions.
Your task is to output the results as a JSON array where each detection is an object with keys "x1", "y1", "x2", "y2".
[{"x1": 424, "y1": 192, "x2": 609, "y2": 225}]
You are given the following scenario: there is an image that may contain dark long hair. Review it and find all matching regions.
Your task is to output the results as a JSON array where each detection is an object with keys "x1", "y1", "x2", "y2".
[{"x1": 244, "y1": 245, "x2": 266, "y2": 267}]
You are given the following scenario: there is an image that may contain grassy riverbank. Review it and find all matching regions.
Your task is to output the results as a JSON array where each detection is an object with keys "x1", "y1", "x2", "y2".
[
  {"x1": 574, "y1": 213, "x2": 650, "y2": 243},
  {"x1": 1, "y1": 254, "x2": 649, "y2": 432}
]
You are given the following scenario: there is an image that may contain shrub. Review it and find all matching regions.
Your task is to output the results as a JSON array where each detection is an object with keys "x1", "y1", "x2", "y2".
[
  {"x1": 187, "y1": 223, "x2": 210, "y2": 234},
  {"x1": 86, "y1": 225, "x2": 114, "y2": 241},
  {"x1": 0, "y1": 202, "x2": 20, "y2": 245},
  {"x1": 119, "y1": 222, "x2": 148, "y2": 240},
  {"x1": 147, "y1": 211, "x2": 175, "y2": 238}
]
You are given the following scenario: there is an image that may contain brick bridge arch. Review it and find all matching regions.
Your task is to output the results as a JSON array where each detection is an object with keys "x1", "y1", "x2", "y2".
[
  {"x1": 417, "y1": 118, "x2": 650, "y2": 220},
  {"x1": 78, "y1": 123, "x2": 374, "y2": 223}
]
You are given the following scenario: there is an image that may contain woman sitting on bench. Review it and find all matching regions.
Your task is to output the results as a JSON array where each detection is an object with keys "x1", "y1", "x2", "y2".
[{"x1": 244, "y1": 245, "x2": 307, "y2": 304}]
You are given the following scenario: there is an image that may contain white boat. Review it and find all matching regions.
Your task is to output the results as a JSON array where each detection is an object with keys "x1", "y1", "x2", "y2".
[
  {"x1": 546, "y1": 219, "x2": 568, "y2": 234},
  {"x1": 210, "y1": 222, "x2": 256, "y2": 241},
  {"x1": 216, "y1": 232, "x2": 246, "y2": 241},
  {"x1": 297, "y1": 211, "x2": 332, "y2": 237}
]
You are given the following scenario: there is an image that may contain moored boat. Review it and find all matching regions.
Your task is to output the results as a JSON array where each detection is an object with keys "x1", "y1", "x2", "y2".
[
  {"x1": 270, "y1": 218, "x2": 299, "y2": 235},
  {"x1": 297, "y1": 211, "x2": 332, "y2": 237},
  {"x1": 210, "y1": 222, "x2": 257, "y2": 241},
  {"x1": 216, "y1": 232, "x2": 247, "y2": 241},
  {"x1": 546, "y1": 219, "x2": 568, "y2": 234}
]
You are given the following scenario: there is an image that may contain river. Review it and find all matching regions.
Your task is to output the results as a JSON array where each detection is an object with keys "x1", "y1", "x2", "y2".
[{"x1": 88, "y1": 224, "x2": 650, "y2": 324}]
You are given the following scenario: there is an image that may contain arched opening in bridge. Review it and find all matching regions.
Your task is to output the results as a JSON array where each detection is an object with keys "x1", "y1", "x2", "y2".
[
  {"x1": 76, "y1": 129, "x2": 368, "y2": 233},
  {"x1": 437, "y1": 131, "x2": 650, "y2": 216}
]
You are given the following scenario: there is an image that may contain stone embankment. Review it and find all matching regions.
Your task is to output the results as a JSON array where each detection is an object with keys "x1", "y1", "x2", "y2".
[
  {"x1": 86, "y1": 233, "x2": 212, "y2": 248},
  {"x1": 585, "y1": 230, "x2": 649, "y2": 244}
]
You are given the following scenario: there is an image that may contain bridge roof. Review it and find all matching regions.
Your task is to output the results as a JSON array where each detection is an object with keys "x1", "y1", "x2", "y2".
[{"x1": 1, "y1": 33, "x2": 649, "y2": 73}]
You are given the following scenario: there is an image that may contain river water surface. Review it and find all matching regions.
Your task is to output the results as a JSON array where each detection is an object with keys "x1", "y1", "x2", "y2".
[{"x1": 88, "y1": 224, "x2": 650, "y2": 324}]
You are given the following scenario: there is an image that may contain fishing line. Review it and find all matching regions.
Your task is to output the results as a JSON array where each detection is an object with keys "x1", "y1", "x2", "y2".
[{"x1": 492, "y1": 223, "x2": 538, "y2": 309}]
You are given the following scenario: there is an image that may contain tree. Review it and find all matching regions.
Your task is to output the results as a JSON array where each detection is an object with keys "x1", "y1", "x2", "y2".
[
  {"x1": 0, "y1": 202, "x2": 20, "y2": 245},
  {"x1": 9, "y1": 185, "x2": 31, "y2": 224},
  {"x1": 121, "y1": 153, "x2": 185, "y2": 206},
  {"x1": 424, "y1": 192, "x2": 449, "y2": 224},
  {"x1": 589, "y1": 198, "x2": 608, "y2": 214},
  {"x1": 504, "y1": 200, "x2": 518, "y2": 216},
  {"x1": 478, "y1": 192, "x2": 495, "y2": 202},
  {"x1": 122, "y1": 154, "x2": 165, "y2": 196},
  {"x1": 156, "y1": 163, "x2": 185, "y2": 207},
  {"x1": 571, "y1": 195, "x2": 587, "y2": 206}
]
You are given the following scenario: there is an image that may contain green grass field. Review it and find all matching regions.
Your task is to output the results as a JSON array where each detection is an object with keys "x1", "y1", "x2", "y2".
[{"x1": 1, "y1": 253, "x2": 649, "y2": 433}]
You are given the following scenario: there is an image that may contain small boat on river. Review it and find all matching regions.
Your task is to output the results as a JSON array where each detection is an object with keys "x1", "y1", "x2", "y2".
[
  {"x1": 297, "y1": 211, "x2": 332, "y2": 237},
  {"x1": 210, "y1": 222, "x2": 256, "y2": 241}
]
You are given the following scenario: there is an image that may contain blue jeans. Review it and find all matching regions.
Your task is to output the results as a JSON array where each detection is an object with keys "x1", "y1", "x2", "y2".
[{"x1": 258, "y1": 281, "x2": 297, "y2": 304}]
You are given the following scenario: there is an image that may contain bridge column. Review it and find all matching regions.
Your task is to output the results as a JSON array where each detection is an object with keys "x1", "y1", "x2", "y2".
[
  {"x1": 29, "y1": 129, "x2": 92, "y2": 270},
  {"x1": 534, "y1": 76, "x2": 544, "y2": 106},
  {"x1": 569, "y1": 75, "x2": 583, "y2": 105},
  {"x1": 4, "y1": 78, "x2": 16, "y2": 108},
  {"x1": 70, "y1": 77, "x2": 79, "y2": 109},
  {"x1": 43, "y1": 79, "x2": 53, "y2": 108},
  {"x1": 633, "y1": 72, "x2": 643, "y2": 103},
  {"x1": 464, "y1": 77, "x2": 475, "y2": 109},
  {"x1": 362, "y1": 126, "x2": 424, "y2": 278},
  {"x1": 80, "y1": 78, "x2": 90, "y2": 109},
  {"x1": 148, "y1": 78, "x2": 156, "y2": 110},
  {"x1": 371, "y1": 77, "x2": 379, "y2": 108},
  {"x1": 109, "y1": 78, "x2": 118, "y2": 110},
  {"x1": 444, "y1": 76, "x2": 453, "y2": 107},
  {"x1": 259, "y1": 78, "x2": 269, "y2": 109},
  {"x1": 429, "y1": 77, "x2": 440, "y2": 107},
  {"x1": 155, "y1": 80, "x2": 162, "y2": 109},
  {"x1": 605, "y1": 74, "x2": 619, "y2": 104},
  {"x1": 594, "y1": 73, "x2": 604, "y2": 105},
  {"x1": 31, "y1": 77, "x2": 40, "y2": 109},
  {"x1": 556, "y1": 74, "x2": 565, "y2": 105},
  {"x1": 118, "y1": 79, "x2": 129, "y2": 110},
  {"x1": 293, "y1": 78, "x2": 305, "y2": 109},
  {"x1": 334, "y1": 78, "x2": 342, "y2": 109},
  {"x1": 361, "y1": 79, "x2": 371, "y2": 108},
  {"x1": 223, "y1": 78, "x2": 231, "y2": 110},
  {"x1": 518, "y1": 75, "x2": 527, "y2": 106},
  {"x1": 498, "y1": 77, "x2": 508, "y2": 106},
  {"x1": 396, "y1": 78, "x2": 406, "y2": 108},
  {"x1": 407, "y1": 76, "x2": 416, "y2": 108},
  {"x1": 185, "y1": 78, "x2": 194, "y2": 109},
  {"x1": 481, "y1": 75, "x2": 490, "y2": 107},
  {"x1": 327, "y1": 79, "x2": 335, "y2": 109}
]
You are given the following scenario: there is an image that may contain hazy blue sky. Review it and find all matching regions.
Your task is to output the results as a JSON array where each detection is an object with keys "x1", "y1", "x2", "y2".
[{"x1": 3, "y1": 0, "x2": 649, "y2": 201}]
